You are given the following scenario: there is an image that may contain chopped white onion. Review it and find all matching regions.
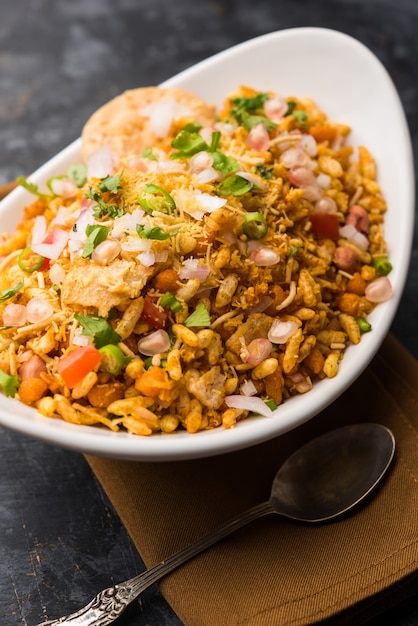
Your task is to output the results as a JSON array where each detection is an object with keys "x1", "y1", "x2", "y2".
[
  {"x1": 87, "y1": 144, "x2": 115, "y2": 179},
  {"x1": 365, "y1": 276, "x2": 393, "y2": 303},
  {"x1": 246, "y1": 123, "x2": 270, "y2": 151},
  {"x1": 26, "y1": 297, "x2": 54, "y2": 324},
  {"x1": 194, "y1": 189, "x2": 227, "y2": 212},
  {"x1": 214, "y1": 121, "x2": 236, "y2": 136},
  {"x1": 190, "y1": 151, "x2": 214, "y2": 172},
  {"x1": 268, "y1": 319, "x2": 298, "y2": 344},
  {"x1": 72, "y1": 331, "x2": 92, "y2": 347},
  {"x1": 289, "y1": 372, "x2": 313, "y2": 393},
  {"x1": 314, "y1": 196, "x2": 337, "y2": 214},
  {"x1": 179, "y1": 258, "x2": 210, "y2": 282},
  {"x1": 288, "y1": 167, "x2": 315, "y2": 187},
  {"x1": 49, "y1": 177, "x2": 78, "y2": 198},
  {"x1": 49, "y1": 263, "x2": 65, "y2": 284},
  {"x1": 224, "y1": 395, "x2": 273, "y2": 417},
  {"x1": 32, "y1": 215, "x2": 47, "y2": 245},
  {"x1": 137, "y1": 251, "x2": 155, "y2": 267},
  {"x1": 299, "y1": 134, "x2": 317, "y2": 157},
  {"x1": 141, "y1": 98, "x2": 192, "y2": 138},
  {"x1": 279, "y1": 147, "x2": 310, "y2": 169},
  {"x1": 236, "y1": 170, "x2": 268, "y2": 192},
  {"x1": 137, "y1": 329, "x2": 171, "y2": 356},
  {"x1": 339, "y1": 224, "x2": 369, "y2": 250},
  {"x1": 317, "y1": 173, "x2": 332, "y2": 189},
  {"x1": 2, "y1": 303, "x2": 27, "y2": 327},
  {"x1": 246, "y1": 338, "x2": 273, "y2": 365},
  {"x1": 241, "y1": 379, "x2": 258, "y2": 396},
  {"x1": 121, "y1": 237, "x2": 152, "y2": 252},
  {"x1": 263, "y1": 95, "x2": 287, "y2": 121},
  {"x1": 112, "y1": 209, "x2": 146, "y2": 239},
  {"x1": 302, "y1": 182, "x2": 323, "y2": 202},
  {"x1": 91, "y1": 240, "x2": 121, "y2": 265},
  {"x1": 32, "y1": 228, "x2": 70, "y2": 260},
  {"x1": 250, "y1": 246, "x2": 281, "y2": 267}
]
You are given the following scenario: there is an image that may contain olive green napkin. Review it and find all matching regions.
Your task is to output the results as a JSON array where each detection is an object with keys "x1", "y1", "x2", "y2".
[{"x1": 86, "y1": 333, "x2": 418, "y2": 625}]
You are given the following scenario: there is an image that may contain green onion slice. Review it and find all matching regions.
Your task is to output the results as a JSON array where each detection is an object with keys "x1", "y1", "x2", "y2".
[
  {"x1": 373, "y1": 257, "x2": 393, "y2": 276},
  {"x1": 99, "y1": 344, "x2": 129, "y2": 374},
  {"x1": 356, "y1": 316, "x2": 372, "y2": 333},
  {"x1": 160, "y1": 292, "x2": 183, "y2": 313}
]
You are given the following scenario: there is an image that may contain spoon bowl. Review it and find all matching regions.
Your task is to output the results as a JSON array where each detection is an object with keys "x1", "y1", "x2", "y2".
[
  {"x1": 37, "y1": 422, "x2": 395, "y2": 626},
  {"x1": 271, "y1": 423, "x2": 395, "y2": 522}
]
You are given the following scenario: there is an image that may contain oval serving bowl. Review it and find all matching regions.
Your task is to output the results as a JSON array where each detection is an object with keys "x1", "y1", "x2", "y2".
[{"x1": 0, "y1": 28, "x2": 414, "y2": 461}]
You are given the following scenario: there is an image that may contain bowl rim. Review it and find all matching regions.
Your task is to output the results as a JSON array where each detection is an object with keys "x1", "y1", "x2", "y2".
[{"x1": 0, "y1": 27, "x2": 415, "y2": 461}]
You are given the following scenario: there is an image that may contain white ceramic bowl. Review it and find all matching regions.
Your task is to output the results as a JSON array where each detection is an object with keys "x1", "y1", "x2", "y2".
[{"x1": 0, "y1": 28, "x2": 414, "y2": 460}]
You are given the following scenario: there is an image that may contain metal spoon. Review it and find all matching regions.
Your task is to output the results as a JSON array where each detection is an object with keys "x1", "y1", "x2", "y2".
[{"x1": 37, "y1": 422, "x2": 395, "y2": 626}]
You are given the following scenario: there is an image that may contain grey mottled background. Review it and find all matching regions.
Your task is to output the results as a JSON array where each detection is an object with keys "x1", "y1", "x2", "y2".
[{"x1": 1, "y1": 1, "x2": 417, "y2": 625}]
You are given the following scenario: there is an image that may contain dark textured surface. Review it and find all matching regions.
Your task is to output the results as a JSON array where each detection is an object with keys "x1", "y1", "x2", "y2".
[{"x1": 0, "y1": 1, "x2": 417, "y2": 624}]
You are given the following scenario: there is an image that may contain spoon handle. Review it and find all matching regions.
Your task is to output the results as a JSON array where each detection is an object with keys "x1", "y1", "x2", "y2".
[{"x1": 36, "y1": 500, "x2": 274, "y2": 626}]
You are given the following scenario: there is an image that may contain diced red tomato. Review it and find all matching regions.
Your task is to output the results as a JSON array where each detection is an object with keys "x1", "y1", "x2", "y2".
[
  {"x1": 140, "y1": 295, "x2": 169, "y2": 329},
  {"x1": 309, "y1": 213, "x2": 340, "y2": 240},
  {"x1": 57, "y1": 345, "x2": 101, "y2": 388}
]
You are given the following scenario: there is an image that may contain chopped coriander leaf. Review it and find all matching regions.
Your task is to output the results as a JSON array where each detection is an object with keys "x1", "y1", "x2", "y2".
[
  {"x1": 211, "y1": 151, "x2": 239, "y2": 175},
  {"x1": 292, "y1": 110, "x2": 308, "y2": 124},
  {"x1": 285, "y1": 100, "x2": 297, "y2": 115},
  {"x1": 184, "y1": 302, "x2": 211, "y2": 328},
  {"x1": 182, "y1": 122, "x2": 202, "y2": 133},
  {"x1": 231, "y1": 93, "x2": 270, "y2": 112},
  {"x1": 82, "y1": 224, "x2": 110, "y2": 258},
  {"x1": 66, "y1": 163, "x2": 87, "y2": 187},
  {"x1": 98, "y1": 173, "x2": 123, "y2": 194},
  {"x1": 138, "y1": 183, "x2": 176, "y2": 215},
  {"x1": 289, "y1": 244, "x2": 300, "y2": 257},
  {"x1": 74, "y1": 313, "x2": 121, "y2": 348},
  {"x1": 170, "y1": 128, "x2": 209, "y2": 158},
  {"x1": 136, "y1": 225, "x2": 179, "y2": 240},
  {"x1": 160, "y1": 291, "x2": 183, "y2": 313},
  {"x1": 85, "y1": 188, "x2": 125, "y2": 219},
  {"x1": 255, "y1": 164, "x2": 274, "y2": 179},
  {"x1": 0, "y1": 369, "x2": 20, "y2": 398},
  {"x1": 216, "y1": 174, "x2": 253, "y2": 197},
  {"x1": 16, "y1": 176, "x2": 51, "y2": 199},
  {"x1": 140, "y1": 147, "x2": 157, "y2": 161},
  {"x1": 231, "y1": 109, "x2": 277, "y2": 132},
  {"x1": 0, "y1": 282, "x2": 23, "y2": 301}
]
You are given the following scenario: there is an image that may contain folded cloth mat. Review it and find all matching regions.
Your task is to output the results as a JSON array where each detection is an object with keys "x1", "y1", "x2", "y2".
[{"x1": 86, "y1": 334, "x2": 418, "y2": 625}]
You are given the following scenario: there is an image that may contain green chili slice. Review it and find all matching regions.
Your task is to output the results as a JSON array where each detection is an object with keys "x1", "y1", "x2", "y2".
[
  {"x1": 99, "y1": 344, "x2": 129, "y2": 375},
  {"x1": 373, "y1": 257, "x2": 393, "y2": 276},
  {"x1": 138, "y1": 183, "x2": 176, "y2": 215},
  {"x1": 356, "y1": 316, "x2": 372, "y2": 333},
  {"x1": 18, "y1": 248, "x2": 45, "y2": 273},
  {"x1": 242, "y1": 212, "x2": 268, "y2": 239}
]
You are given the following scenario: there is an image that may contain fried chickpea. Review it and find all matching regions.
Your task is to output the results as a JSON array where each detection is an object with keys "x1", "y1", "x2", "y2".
[{"x1": 154, "y1": 269, "x2": 180, "y2": 293}]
